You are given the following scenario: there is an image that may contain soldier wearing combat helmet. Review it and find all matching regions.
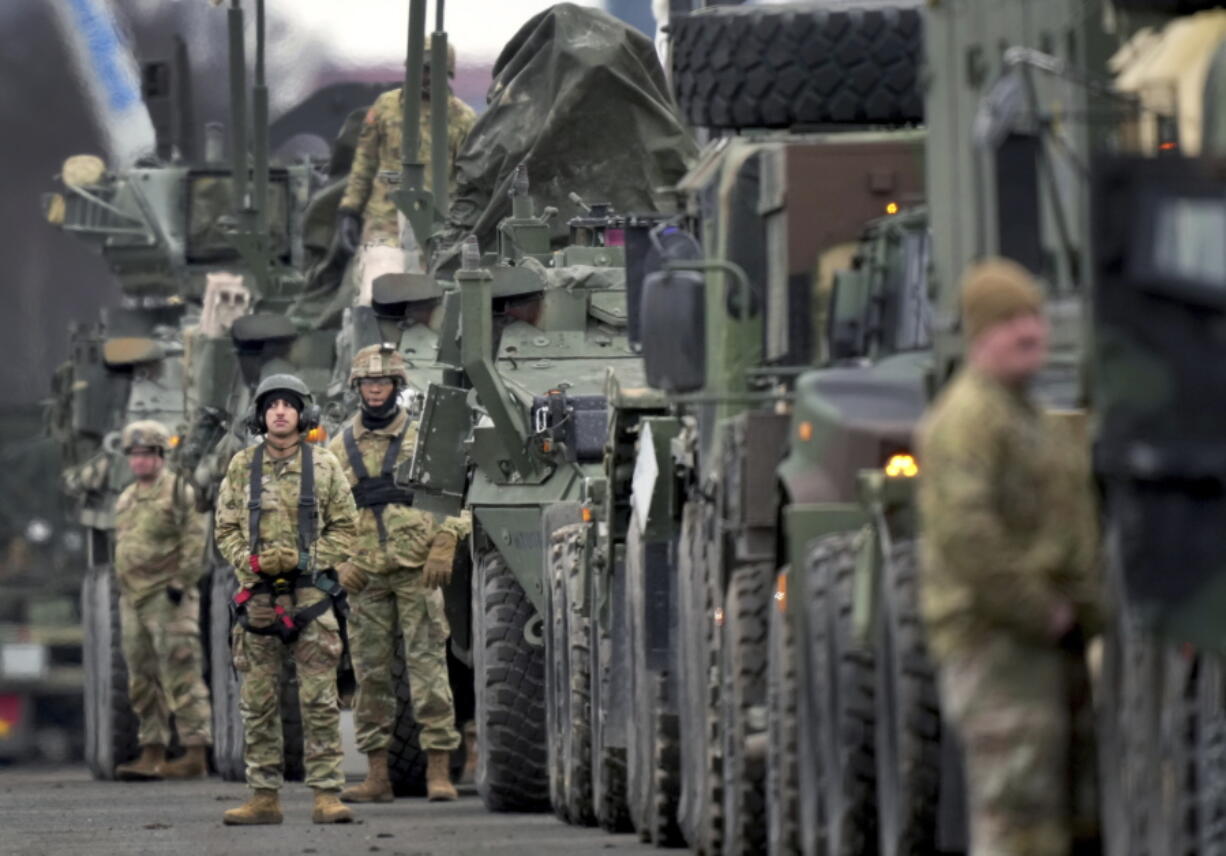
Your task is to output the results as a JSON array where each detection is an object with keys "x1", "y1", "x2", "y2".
[
  {"x1": 214, "y1": 374, "x2": 359, "y2": 825},
  {"x1": 337, "y1": 37, "x2": 478, "y2": 297},
  {"x1": 112, "y1": 420, "x2": 212, "y2": 781},
  {"x1": 917, "y1": 259, "x2": 1103, "y2": 854},
  {"x1": 328, "y1": 344, "x2": 470, "y2": 804}
]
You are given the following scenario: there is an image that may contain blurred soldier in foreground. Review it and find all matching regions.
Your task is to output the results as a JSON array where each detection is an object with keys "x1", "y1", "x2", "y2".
[
  {"x1": 917, "y1": 259, "x2": 1103, "y2": 855},
  {"x1": 113, "y1": 420, "x2": 212, "y2": 781},
  {"x1": 214, "y1": 375, "x2": 358, "y2": 825},
  {"x1": 330, "y1": 345, "x2": 470, "y2": 803},
  {"x1": 336, "y1": 38, "x2": 477, "y2": 296}
]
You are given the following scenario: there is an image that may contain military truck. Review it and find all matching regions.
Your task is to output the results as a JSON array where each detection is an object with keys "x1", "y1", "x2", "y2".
[{"x1": 768, "y1": 2, "x2": 1226, "y2": 856}]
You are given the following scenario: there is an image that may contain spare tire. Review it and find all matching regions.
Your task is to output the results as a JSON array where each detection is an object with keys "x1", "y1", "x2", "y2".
[{"x1": 671, "y1": 4, "x2": 923, "y2": 130}]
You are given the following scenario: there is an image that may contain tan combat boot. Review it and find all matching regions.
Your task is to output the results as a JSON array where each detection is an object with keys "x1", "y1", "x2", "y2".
[
  {"x1": 115, "y1": 745, "x2": 165, "y2": 781},
  {"x1": 460, "y1": 721, "x2": 477, "y2": 785},
  {"x1": 157, "y1": 745, "x2": 208, "y2": 779},
  {"x1": 340, "y1": 749, "x2": 393, "y2": 803},
  {"x1": 222, "y1": 789, "x2": 282, "y2": 825},
  {"x1": 312, "y1": 789, "x2": 355, "y2": 824},
  {"x1": 426, "y1": 750, "x2": 458, "y2": 802}
]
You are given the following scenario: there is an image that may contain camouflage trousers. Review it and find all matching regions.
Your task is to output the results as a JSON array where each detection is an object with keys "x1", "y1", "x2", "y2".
[
  {"x1": 350, "y1": 565, "x2": 459, "y2": 754},
  {"x1": 119, "y1": 588, "x2": 212, "y2": 747},
  {"x1": 231, "y1": 590, "x2": 344, "y2": 791},
  {"x1": 938, "y1": 634, "x2": 1091, "y2": 856}
]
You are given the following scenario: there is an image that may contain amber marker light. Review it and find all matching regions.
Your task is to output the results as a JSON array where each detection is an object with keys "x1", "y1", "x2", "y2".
[
  {"x1": 306, "y1": 427, "x2": 328, "y2": 444},
  {"x1": 886, "y1": 201, "x2": 900, "y2": 215},
  {"x1": 797, "y1": 421, "x2": 813, "y2": 442},
  {"x1": 168, "y1": 434, "x2": 182, "y2": 449},
  {"x1": 582, "y1": 507, "x2": 593, "y2": 523},
  {"x1": 884, "y1": 453, "x2": 919, "y2": 478},
  {"x1": 775, "y1": 573, "x2": 788, "y2": 615}
]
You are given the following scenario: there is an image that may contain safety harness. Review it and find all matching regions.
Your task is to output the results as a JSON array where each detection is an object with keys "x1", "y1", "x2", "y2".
[
  {"x1": 231, "y1": 442, "x2": 348, "y2": 644},
  {"x1": 340, "y1": 423, "x2": 414, "y2": 543}
]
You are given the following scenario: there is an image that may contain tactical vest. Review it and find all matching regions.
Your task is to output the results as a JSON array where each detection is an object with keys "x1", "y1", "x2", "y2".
[{"x1": 340, "y1": 422, "x2": 415, "y2": 543}]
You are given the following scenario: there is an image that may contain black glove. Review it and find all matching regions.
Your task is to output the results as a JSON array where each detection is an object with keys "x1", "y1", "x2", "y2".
[
  {"x1": 167, "y1": 586, "x2": 184, "y2": 606},
  {"x1": 337, "y1": 209, "x2": 362, "y2": 256}
]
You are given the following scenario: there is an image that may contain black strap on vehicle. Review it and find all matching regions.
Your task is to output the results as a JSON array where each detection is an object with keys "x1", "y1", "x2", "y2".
[
  {"x1": 248, "y1": 442, "x2": 317, "y2": 572},
  {"x1": 231, "y1": 569, "x2": 349, "y2": 646},
  {"x1": 341, "y1": 424, "x2": 414, "y2": 543}
]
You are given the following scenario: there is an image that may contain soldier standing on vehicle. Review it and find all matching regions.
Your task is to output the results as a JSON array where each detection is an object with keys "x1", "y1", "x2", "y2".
[
  {"x1": 329, "y1": 344, "x2": 469, "y2": 804},
  {"x1": 112, "y1": 420, "x2": 212, "y2": 781},
  {"x1": 336, "y1": 38, "x2": 478, "y2": 297},
  {"x1": 214, "y1": 375, "x2": 359, "y2": 825},
  {"x1": 917, "y1": 258, "x2": 1103, "y2": 855}
]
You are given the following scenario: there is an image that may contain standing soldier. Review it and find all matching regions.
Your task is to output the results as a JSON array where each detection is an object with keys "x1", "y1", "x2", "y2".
[
  {"x1": 113, "y1": 420, "x2": 212, "y2": 781},
  {"x1": 336, "y1": 38, "x2": 478, "y2": 296},
  {"x1": 917, "y1": 258, "x2": 1103, "y2": 855},
  {"x1": 214, "y1": 375, "x2": 359, "y2": 825},
  {"x1": 329, "y1": 344, "x2": 469, "y2": 804}
]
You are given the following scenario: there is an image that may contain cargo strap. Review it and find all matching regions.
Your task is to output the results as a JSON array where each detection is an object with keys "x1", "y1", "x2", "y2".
[
  {"x1": 341, "y1": 423, "x2": 414, "y2": 543},
  {"x1": 247, "y1": 442, "x2": 317, "y2": 573},
  {"x1": 231, "y1": 569, "x2": 349, "y2": 646}
]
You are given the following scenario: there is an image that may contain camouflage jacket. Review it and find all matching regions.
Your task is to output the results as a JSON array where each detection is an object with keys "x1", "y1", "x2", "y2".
[
  {"x1": 338, "y1": 88, "x2": 478, "y2": 244},
  {"x1": 215, "y1": 442, "x2": 359, "y2": 589},
  {"x1": 114, "y1": 469, "x2": 207, "y2": 601},
  {"x1": 328, "y1": 407, "x2": 470, "y2": 574},
  {"x1": 916, "y1": 367, "x2": 1103, "y2": 658}
]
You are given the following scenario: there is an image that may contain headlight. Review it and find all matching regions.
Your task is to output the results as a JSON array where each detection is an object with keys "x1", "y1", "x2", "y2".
[
  {"x1": 1, "y1": 644, "x2": 49, "y2": 681},
  {"x1": 884, "y1": 453, "x2": 919, "y2": 479}
]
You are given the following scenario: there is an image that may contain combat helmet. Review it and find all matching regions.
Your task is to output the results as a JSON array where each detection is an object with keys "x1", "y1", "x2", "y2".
[
  {"x1": 122, "y1": 420, "x2": 170, "y2": 454},
  {"x1": 348, "y1": 343, "x2": 410, "y2": 389},
  {"x1": 247, "y1": 373, "x2": 320, "y2": 434},
  {"x1": 422, "y1": 35, "x2": 457, "y2": 77}
]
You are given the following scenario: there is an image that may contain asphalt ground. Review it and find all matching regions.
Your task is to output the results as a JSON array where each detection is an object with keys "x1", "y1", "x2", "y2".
[{"x1": 0, "y1": 765, "x2": 659, "y2": 856}]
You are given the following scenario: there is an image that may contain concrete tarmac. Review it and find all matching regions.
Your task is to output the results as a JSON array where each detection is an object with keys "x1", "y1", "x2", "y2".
[{"x1": 0, "y1": 766, "x2": 658, "y2": 856}]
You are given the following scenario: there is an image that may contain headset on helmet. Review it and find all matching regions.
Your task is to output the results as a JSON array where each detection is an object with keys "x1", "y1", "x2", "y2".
[{"x1": 245, "y1": 373, "x2": 321, "y2": 435}]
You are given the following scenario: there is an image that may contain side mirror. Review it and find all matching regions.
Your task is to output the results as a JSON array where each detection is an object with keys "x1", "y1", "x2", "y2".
[
  {"x1": 827, "y1": 268, "x2": 871, "y2": 361},
  {"x1": 642, "y1": 267, "x2": 706, "y2": 393}
]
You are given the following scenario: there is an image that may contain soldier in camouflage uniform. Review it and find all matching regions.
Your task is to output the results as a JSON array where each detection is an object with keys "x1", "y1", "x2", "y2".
[
  {"x1": 336, "y1": 38, "x2": 477, "y2": 296},
  {"x1": 328, "y1": 344, "x2": 469, "y2": 803},
  {"x1": 214, "y1": 374, "x2": 359, "y2": 825},
  {"x1": 113, "y1": 420, "x2": 212, "y2": 781},
  {"x1": 917, "y1": 258, "x2": 1103, "y2": 856}
]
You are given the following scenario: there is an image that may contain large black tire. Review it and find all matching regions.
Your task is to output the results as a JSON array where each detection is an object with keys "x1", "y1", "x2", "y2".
[
  {"x1": 546, "y1": 524, "x2": 595, "y2": 825},
  {"x1": 82, "y1": 563, "x2": 139, "y2": 780},
  {"x1": 873, "y1": 540, "x2": 940, "y2": 856},
  {"x1": 591, "y1": 542, "x2": 633, "y2": 833},
  {"x1": 767, "y1": 568, "x2": 800, "y2": 856},
  {"x1": 799, "y1": 533, "x2": 877, "y2": 856},
  {"x1": 720, "y1": 563, "x2": 772, "y2": 855},
  {"x1": 626, "y1": 520, "x2": 684, "y2": 847},
  {"x1": 208, "y1": 566, "x2": 305, "y2": 783},
  {"x1": 209, "y1": 565, "x2": 244, "y2": 781},
  {"x1": 676, "y1": 498, "x2": 725, "y2": 855},
  {"x1": 671, "y1": 4, "x2": 923, "y2": 131},
  {"x1": 1199, "y1": 653, "x2": 1226, "y2": 854},
  {"x1": 473, "y1": 547, "x2": 550, "y2": 812},
  {"x1": 386, "y1": 641, "x2": 429, "y2": 797}
]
